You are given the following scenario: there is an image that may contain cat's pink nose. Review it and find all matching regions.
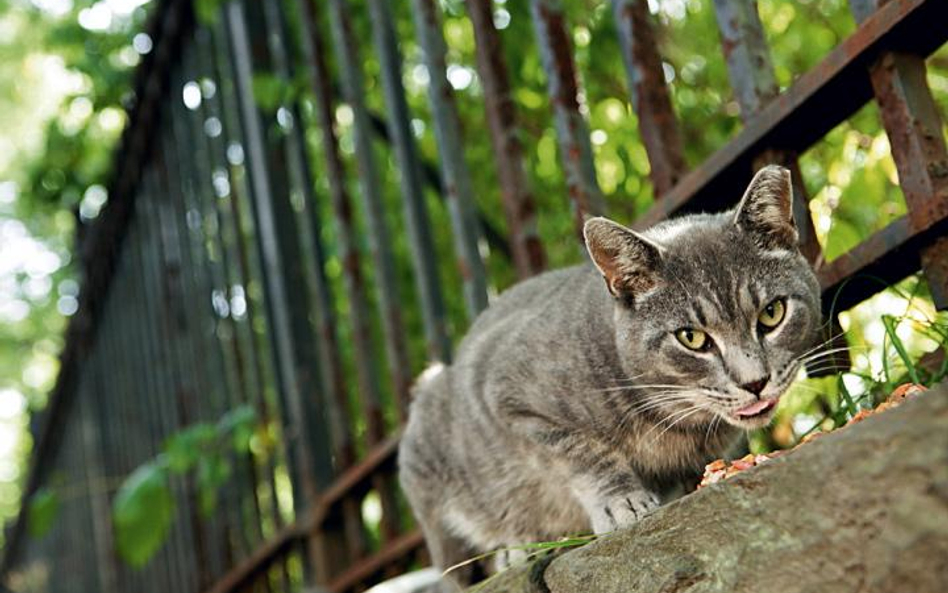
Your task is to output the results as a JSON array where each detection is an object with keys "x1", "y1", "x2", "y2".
[{"x1": 741, "y1": 378, "x2": 768, "y2": 396}]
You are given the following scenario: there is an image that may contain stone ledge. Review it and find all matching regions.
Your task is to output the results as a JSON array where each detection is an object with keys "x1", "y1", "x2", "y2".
[{"x1": 475, "y1": 384, "x2": 948, "y2": 593}]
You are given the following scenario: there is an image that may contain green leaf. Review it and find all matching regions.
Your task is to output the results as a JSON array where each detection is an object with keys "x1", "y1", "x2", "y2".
[
  {"x1": 219, "y1": 405, "x2": 256, "y2": 452},
  {"x1": 251, "y1": 73, "x2": 286, "y2": 112},
  {"x1": 196, "y1": 455, "x2": 231, "y2": 516},
  {"x1": 113, "y1": 462, "x2": 175, "y2": 568},
  {"x1": 27, "y1": 487, "x2": 59, "y2": 538},
  {"x1": 194, "y1": 0, "x2": 223, "y2": 25},
  {"x1": 164, "y1": 423, "x2": 217, "y2": 474}
]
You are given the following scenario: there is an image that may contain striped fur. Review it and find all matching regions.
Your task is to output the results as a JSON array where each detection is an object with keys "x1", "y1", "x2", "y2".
[{"x1": 398, "y1": 166, "x2": 821, "y2": 590}]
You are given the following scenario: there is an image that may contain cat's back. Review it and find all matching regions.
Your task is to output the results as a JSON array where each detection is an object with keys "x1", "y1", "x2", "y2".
[{"x1": 456, "y1": 264, "x2": 597, "y2": 358}]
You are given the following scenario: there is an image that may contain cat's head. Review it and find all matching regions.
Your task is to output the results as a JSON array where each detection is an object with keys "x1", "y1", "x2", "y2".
[{"x1": 584, "y1": 165, "x2": 821, "y2": 430}]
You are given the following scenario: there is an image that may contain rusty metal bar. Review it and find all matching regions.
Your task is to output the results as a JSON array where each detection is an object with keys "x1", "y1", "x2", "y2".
[
  {"x1": 279, "y1": 0, "x2": 385, "y2": 451},
  {"x1": 466, "y1": 0, "x2": 546, "y2": 277},
  {"x1": 851, "y1": 0, "x2": 948, "y2": 309},
  {"x1": 200, "y1": 433, "x2": 401, "y2": 593},
  {"x1": 325, "y1": 531, "x2": 425, "y2": 593},
  {"x1": 817, "y1": 214, "x2": 948, "y2": 312},
  {"x1": 225, "y1": 1, "x2": 335, "y2": 579},
  {"x1": 179, "y1": 34, "x2": 280, "y2": 552},
  {"x1": 711, "y1": 0, "x2": 822, "y2": 265},
  {"x1": 324, "y1": 0, "x2": 415, "y2": 412},
  {"x1": 711, "y1": 0, "x2": 841, "y2": 376},
  {"x1": 365, "y1": 0, "x2": 452, "y2": 363},
  {"x1": 271, "y1": 0, "x2": 370, "y2": 573},
  {"x1": 410, "y1": 0, "x2": 490, "y2": 317},
  {"x1": 611, "y1": 0, "x2": 686, "y2": 197},
  {"x1": 170, "y1": 49, "x2": 275, "y2": 581},
  {"x1": 204, "y1": 17, "x2": 286, "y2": 563},
  {"x1": 530, "y1": 0, "x2": 605, "y2": 237},
  {"x1": 634, "y1": 0, "x2": 948, "y2": 230},
  {"x1": 288, "y1": 0, "x2": 361, "y2": 467}
]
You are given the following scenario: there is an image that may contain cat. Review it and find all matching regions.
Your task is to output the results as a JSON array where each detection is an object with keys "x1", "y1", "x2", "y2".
[{"x1": 398, "y1": 165, "x2": 822, "y2": 589}]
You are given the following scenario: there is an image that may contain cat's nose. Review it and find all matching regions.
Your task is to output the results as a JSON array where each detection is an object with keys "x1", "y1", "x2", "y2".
[{"x1": 741, "y1": 378, "x2": 768, "y2": 396}]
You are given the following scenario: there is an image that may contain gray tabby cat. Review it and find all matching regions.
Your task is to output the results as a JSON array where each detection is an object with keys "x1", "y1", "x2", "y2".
[{"x1": 398, "y1": 165, "x2": 822, "y2": 589}]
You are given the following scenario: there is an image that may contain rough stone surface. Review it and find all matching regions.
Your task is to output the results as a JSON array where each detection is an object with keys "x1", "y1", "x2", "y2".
[{"x1": 474, "y1": 385, "x2": 948, "y2": 593}]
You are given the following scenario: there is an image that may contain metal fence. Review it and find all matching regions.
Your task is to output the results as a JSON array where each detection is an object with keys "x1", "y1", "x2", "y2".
[{"x1": 2, "y1": 0, "x2": 947, "y2": 591}]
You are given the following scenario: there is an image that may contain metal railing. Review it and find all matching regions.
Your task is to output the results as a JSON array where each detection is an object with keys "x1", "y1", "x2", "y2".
[{"x1": 2, "y1": 0, "x2": 947, "y2": 591}]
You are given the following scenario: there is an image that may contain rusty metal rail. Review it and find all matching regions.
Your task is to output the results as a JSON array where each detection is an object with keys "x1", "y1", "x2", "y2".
[{"x1": 2, "y1": 0, "x2": 946, "y2": 592}]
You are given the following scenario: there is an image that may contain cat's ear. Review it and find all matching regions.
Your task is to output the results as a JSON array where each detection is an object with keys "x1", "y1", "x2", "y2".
[
  {"x1": 584, "y1": 217, "x2": 662, "y2": 297},
  {"x1": 734, "y1": 165, "x2": 798, "y2": 250}
]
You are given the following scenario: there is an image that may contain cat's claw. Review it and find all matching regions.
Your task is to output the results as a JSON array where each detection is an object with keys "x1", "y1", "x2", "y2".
[{"x1": 593, "y1": 491, "x2": 660, "y2": 534}]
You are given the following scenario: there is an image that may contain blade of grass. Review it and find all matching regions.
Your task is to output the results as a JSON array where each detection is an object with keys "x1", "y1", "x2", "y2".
[
  {"x1": 882, "y1": 315, "x2": 921, "y2": 384},
  {"x1": 837, "y1": 375, "x2": 858, "y2": 418}
]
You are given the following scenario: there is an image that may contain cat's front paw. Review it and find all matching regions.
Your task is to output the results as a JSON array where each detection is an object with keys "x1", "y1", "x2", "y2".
[{"x1": 590, "y1": 491, "x2": 660, "y2": 534}]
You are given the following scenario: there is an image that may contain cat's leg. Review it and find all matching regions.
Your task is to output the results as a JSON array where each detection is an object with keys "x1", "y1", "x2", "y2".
[
  {"x1": 571, "y1": 473, "x2": 661, "y2": 534},
  {"x1": 498, "y1": 407, "x2": 662, "y2": 533},
  {"x1": 422, "y1": 520, "x2": 483, "y2": 593}
]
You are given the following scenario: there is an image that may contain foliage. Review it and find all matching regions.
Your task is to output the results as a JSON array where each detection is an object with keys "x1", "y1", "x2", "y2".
[
  {"x1": 112, "y1": 461, "x2": 175, "y2": 567},
  {"x1": 25, "y1": 487, "x2": 59, "y2": 538},
  {"x1": 111, "y1": 405, "x2": 257, "y2": 567},
  {"x1": 0, "y1": 0, "x2": 151, "y2": 535}
]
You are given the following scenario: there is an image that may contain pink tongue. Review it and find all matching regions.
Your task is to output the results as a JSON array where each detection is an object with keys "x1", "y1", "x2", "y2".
[{"x1": 736, "y1": 399, "x2": 775, "y2": 417}]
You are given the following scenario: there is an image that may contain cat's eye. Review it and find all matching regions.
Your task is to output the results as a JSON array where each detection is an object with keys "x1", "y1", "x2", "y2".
[
  {"x1": 675, "y1": 328, "x2": 710, "y2": 351},
  {"x1": 758, "y1": 298, "x2": 786, "y2": 330}
]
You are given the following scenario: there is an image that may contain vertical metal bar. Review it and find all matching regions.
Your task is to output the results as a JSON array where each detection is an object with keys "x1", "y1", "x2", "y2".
[
  {"x1": 119, "y1": 208, "x2": 181, "y2": 592},
  {"x1": 611, "y1": 0, "x2": 686, "y2": 197},
  {"x1": 81, "y1": 341, "x2": 118, "y2": 593},
  {"x1": 206, "y1": 15, "x2": 290, "y2": 559},
  {"x1": 851, "y1": 0, "x2": 948, "y2": 308},
  {"x1": 169, "y1": 52, "x2": 271, "y2": 587},
  {"x1": 530, "y1": 0, "x2": 606, "y2": 238},
  {"x1": 295, "y1": 0, "x2": 405, "y2": 554},
  {"x1": 364, "y1": 0, "x2": 452, "y2": 363},
  {"x1": 410, "y1": 0, "x2": 490, "y2": 317},
  {"x1": 270, "y1": 0, "x2": 384, "y2": 446},
  {"x1": 287, "y1": 0, "x2": 359, "y2": 470},
  {"x1": 712, "y1": 0, "x2": 843, "y2": 376},
  {"x1": 466, "y1": 0, "x2": 546, "y2": 277},
  {"x1": 324, "y1": 0, "x2": 415, "y2": 411},
  {"x1": 270, "y1": 0, "x2": 370, "y2": 572},
  {"x1": 149, "y1": 149, "x2": 210, "y2": 592},
  {"x1": 226, "y1": 0, "x2": 337, "y2": 580},
  {"x1": 712, "y1": 0, "x2": 777, "y2": 115},
  {"x1": 711, "y1": 0, "x2": 820, "y2": 263},
  {"x1": 185, "y1": 28, "x2": 287, "y2": 561}
]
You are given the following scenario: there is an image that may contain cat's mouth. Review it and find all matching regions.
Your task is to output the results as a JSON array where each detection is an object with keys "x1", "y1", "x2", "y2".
[{"x1": 730, "y1": 398, "x2": 779, "y2": 425}]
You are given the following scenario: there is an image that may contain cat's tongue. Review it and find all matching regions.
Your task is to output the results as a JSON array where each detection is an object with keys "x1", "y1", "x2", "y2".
[{"x1": 735, "y1": 398, "x2": 776, "y2": 418}]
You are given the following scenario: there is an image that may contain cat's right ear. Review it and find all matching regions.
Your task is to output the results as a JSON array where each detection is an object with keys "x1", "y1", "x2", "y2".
[{"x1": 583, "y1": 217, "x2": 662, "y2": 298}]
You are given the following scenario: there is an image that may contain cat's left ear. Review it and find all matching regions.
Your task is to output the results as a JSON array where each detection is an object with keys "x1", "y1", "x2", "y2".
[{"x1": 734, "y1": 165, "x2": 798, "y2": 251}]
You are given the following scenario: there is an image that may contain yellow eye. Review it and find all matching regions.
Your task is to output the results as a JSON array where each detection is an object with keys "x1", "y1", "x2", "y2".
[
  {"x1": 758, "y1": 299, "x2": 786, "y2": 330},
  {"x1": 675, "y1": 328, "x2": 709, "y2": 351}
]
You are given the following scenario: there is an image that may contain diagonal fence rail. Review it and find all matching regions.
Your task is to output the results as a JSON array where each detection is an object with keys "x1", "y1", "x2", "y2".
[{"x1": 2, "y1": 0, "x2": 947, "y2": 592}]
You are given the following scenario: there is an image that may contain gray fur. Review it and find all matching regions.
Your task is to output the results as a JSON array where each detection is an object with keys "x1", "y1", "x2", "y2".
[{"x1": 398, "y1": 166, "x2": 821, "y2": 589}]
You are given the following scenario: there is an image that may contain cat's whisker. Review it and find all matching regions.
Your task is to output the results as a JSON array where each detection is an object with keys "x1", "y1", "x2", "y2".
[
  {"x1": 804, "y1": 344, "x2": 868, "y2": 358},
  {"x1": 791, "y1": 332, "x2": 861, "y2": 363},
  {"x1": 647, "y1": 405, "x2": 709, "y2": 445},
  {"x1": 642, "y1": 402, "x2": 706, "y2": 436},
  {"x1": 703, "y1": 414, "x2": 722, "y2": 448}
]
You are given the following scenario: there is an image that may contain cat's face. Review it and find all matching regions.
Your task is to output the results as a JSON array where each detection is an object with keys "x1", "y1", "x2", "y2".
[{"x1": 585, "y1": 166, "x2": 822, "y2": 430}]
